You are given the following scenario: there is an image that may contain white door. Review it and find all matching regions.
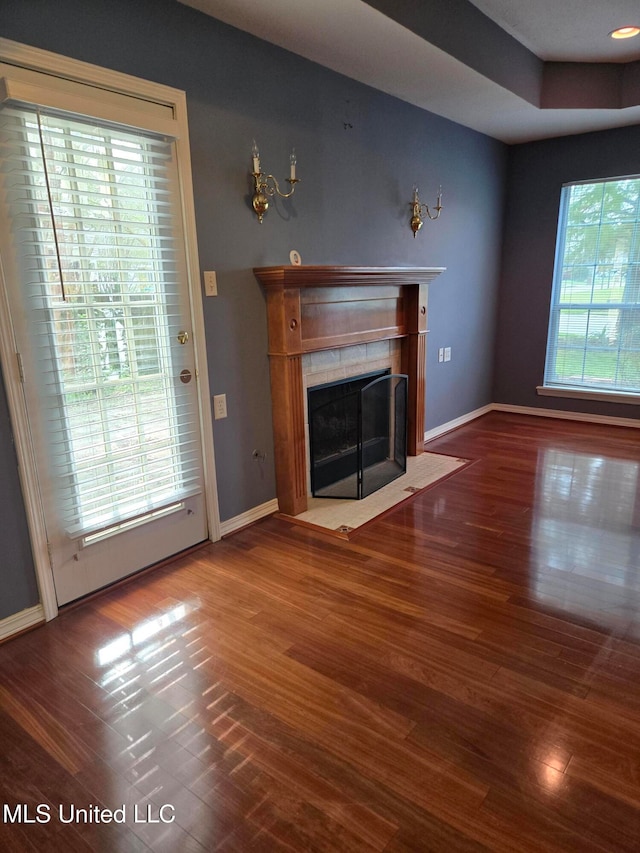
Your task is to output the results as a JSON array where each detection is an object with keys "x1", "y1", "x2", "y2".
[{"x1": 0, "y1": 83, "x2": 210, "y2": 605}]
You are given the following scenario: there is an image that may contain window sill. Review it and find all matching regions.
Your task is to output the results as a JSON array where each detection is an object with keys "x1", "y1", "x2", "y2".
[{"x1": 537, "y1": 385, "x2": 640, "y2": 406}]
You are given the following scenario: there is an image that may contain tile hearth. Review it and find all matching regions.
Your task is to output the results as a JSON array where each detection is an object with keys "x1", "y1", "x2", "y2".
[{"x1": 279, "y1": 451, "x2": 469, "y2": 537}]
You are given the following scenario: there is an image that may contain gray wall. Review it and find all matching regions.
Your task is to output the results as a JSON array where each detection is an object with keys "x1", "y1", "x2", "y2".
[
  {"x1": 495, "y1": 124, "x2": 640, "y2": 421},
  {"x1": 0, "y1": 371, "x2": 39, "y2": 619},
  {"x1": 0, "y1": 0, "x2": 506, "y2": 617}
]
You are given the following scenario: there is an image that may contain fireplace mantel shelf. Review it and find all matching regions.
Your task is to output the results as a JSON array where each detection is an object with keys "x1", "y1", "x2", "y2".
[
  {"x1": 254, "y1": 265, "x2": 446, "y2": 290},
  {"x1": 254, "y1": 265, "x2": 446, "y2": 516}
]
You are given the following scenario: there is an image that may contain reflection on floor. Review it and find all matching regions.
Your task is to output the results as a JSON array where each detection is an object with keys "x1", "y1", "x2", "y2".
[
  {"x1": 2, "y1": 412, "x2": 640, "y2": 851},
  {"x1": 533, "y1": 447, "x2": 640, "y2": 632}
]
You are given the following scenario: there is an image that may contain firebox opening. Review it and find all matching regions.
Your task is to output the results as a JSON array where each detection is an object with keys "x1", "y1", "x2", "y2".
[{"x1": 308, "y1": 369, "x2": 408, "y2": 500}]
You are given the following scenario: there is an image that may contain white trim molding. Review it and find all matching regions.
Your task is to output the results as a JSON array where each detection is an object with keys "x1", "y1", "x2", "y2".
[
  {"x1": 220, "y1": 499, "x2": 279, "y2": 537},
  {"x1": 493, "y1": 402, "x2": 640, "y2": 429},
  {"x1": 425, "y1": 401, "x2": 640, "y2": 446},
  {"x1": 424, "y1": 405, "x2": 493, "y2": 443},
  {"x1": 0, "y1": 605, "x2": 44, "y2": 643},
  {"x1": 537, "y1": 385, "x2": 640, "y2": 406},
  {"x1": 0, "y1": 236, "x2": 59, "y2": 621},
  {"x1": 0, "y1": 38, "x2": 185, "y2": 109}
]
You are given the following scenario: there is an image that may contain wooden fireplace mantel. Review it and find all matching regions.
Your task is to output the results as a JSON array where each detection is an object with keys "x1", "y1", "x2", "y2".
[{"x1": 254, "y1": 265, "x2": 445, "y2": 515}]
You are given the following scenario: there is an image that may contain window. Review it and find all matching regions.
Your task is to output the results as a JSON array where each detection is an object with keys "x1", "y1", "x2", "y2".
[
  {"x1": 0, "y1": 39, "x2": 219, "y2": 617},
  {"x1": 543, "y1": 176, "x2": 640, "y2": 399},
  {"x1": 0, "y1": 104, "x2": 203, "y2": 537}
]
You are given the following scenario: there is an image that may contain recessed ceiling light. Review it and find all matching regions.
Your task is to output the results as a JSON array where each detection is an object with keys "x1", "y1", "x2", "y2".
[{"x1": 610, "y1": 26, "x2": 640, "y2": 39}]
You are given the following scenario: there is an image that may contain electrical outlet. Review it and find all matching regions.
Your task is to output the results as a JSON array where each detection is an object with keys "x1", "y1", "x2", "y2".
[
  {"x1": 438, "y1": 347, "x2": 444, "y2": 363},
  {"x1": 213, "y1": 394, "x2": 227, "y2": 419},
  {"x1": 203, "y1": 270, "x2": 218, "y2": 296},
  {"x1": 444, "y1": 347, "x2": 451, "y2": 362}
]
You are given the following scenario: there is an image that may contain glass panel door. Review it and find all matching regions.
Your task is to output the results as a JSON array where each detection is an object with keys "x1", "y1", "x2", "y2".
[{"x1": 0, "y1": 105, "x2": 208, "y2": 604}]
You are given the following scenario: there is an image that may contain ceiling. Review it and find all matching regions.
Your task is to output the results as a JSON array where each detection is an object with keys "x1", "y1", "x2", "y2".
[
  {"x1": 468, "y1": 0, "x2": 640, "y2": 62},
  {"x1": 179, "y1": 0, "x2": 640, "y2": 143}
]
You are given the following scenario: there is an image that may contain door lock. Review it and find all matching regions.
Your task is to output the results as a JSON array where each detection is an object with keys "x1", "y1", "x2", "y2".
[{"x1": 177, "y1": 330, "x2": 189, "y2": 345}]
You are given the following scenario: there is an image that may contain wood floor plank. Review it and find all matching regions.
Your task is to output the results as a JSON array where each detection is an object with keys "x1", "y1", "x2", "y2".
[{"x1": 2, "y1": 412, "x2": 640, "y2": 849}]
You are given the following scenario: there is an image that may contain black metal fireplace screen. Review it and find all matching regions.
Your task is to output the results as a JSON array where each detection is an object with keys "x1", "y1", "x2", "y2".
[{"x1": 308, "y1": 370, "x2": 408, "y2": 500}]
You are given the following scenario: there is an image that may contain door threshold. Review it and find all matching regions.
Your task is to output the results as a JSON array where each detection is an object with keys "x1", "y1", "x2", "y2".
[{"x1": 58, "y1": 540, "x2": 211, "y2": 614}]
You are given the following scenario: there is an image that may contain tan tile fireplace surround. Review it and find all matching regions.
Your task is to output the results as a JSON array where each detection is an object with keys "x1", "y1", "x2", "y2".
[{"x1": 254, "y1": 266, "x2": 445, "y2": 516}]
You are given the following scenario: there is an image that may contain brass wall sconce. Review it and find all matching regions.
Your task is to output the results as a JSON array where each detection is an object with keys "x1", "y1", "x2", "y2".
[
  {"x1": 250, "y1": 141, "x2": 300, "y2": 223},
  {"x1": 409, "y1": 185, "x2": 442, "y2": 237}
]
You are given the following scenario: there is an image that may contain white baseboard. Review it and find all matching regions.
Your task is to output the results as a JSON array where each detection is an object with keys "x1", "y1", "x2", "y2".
[
  {"x1": 221, "y1": 403, "x2": 638, "y2": 539},
  {"x1": 424, "y1": 401, "x2": 640, "y2": 445},
  {"x1": 424, "y1": 404, "x2": 493, "y2": 442},
  {"x1": 219, "y1": 498, "x2": 279, "y2": 537},
  {"x1": 0, "y1": 604, "x2": 45, "y2": 643},
  {"x1": 492, "y1": 402, "x2": 640, "y2": 430}
]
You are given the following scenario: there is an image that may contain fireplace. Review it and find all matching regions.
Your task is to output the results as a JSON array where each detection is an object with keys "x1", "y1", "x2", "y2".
[
  {"x1": 308, "y1": 370, "x2": 407, "y2": 499},
  {"x1": 254, "y1": 266, "x2": 445, "y2": 515}
]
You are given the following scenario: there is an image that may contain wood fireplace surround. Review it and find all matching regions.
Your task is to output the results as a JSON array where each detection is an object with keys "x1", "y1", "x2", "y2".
[{"x1": 254, "y1": 266, "x2": 445, "y2": 516}]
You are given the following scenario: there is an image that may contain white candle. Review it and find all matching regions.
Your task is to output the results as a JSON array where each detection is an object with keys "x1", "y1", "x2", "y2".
[
  {"x1": 289, "y1": 149, "x2": 297, "y2": 180},
  {"x1": 252, "y1": 140, "x2": 260, "y2": 174}
]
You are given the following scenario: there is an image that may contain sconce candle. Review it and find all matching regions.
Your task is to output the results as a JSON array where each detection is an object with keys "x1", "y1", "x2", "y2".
[
  {"x1": 252, "y1": 140, "x2": 261, "y2": 174},
  {"x1": 409, "y1": 184, "x2": 443, "y2": 237},
  {"x1": 250, "y1": 141, "x2": 300, "y2": 223}
]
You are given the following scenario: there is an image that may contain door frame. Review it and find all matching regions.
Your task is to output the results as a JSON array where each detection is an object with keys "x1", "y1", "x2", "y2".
[{"x1": 0, "y1": 38, "x2": 220, "y2": 621}]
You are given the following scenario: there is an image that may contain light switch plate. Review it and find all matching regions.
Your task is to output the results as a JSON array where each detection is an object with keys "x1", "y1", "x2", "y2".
[{"x1": 204, "y1": 270, "x2": 218, "y2": 296}]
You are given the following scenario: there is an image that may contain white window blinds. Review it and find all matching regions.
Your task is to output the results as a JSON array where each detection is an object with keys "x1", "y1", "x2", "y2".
[{"x1": 0, "y1": 104, "x2": 203, "y2": 537}]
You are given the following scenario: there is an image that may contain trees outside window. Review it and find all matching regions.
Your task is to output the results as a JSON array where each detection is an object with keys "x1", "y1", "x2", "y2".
[{"x1": 545, "y1": 177, "x2": 640, "y2": 394}]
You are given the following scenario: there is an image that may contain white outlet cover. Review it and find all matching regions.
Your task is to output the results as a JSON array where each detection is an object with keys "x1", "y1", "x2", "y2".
[{"x1": 213, "y1": 394, "x2": 227, "y2": 419}]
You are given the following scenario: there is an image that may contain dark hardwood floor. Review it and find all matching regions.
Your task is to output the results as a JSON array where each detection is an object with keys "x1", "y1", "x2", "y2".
[{"x1": 2, "y1": 411, "x2": 640, "y2": 851}]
